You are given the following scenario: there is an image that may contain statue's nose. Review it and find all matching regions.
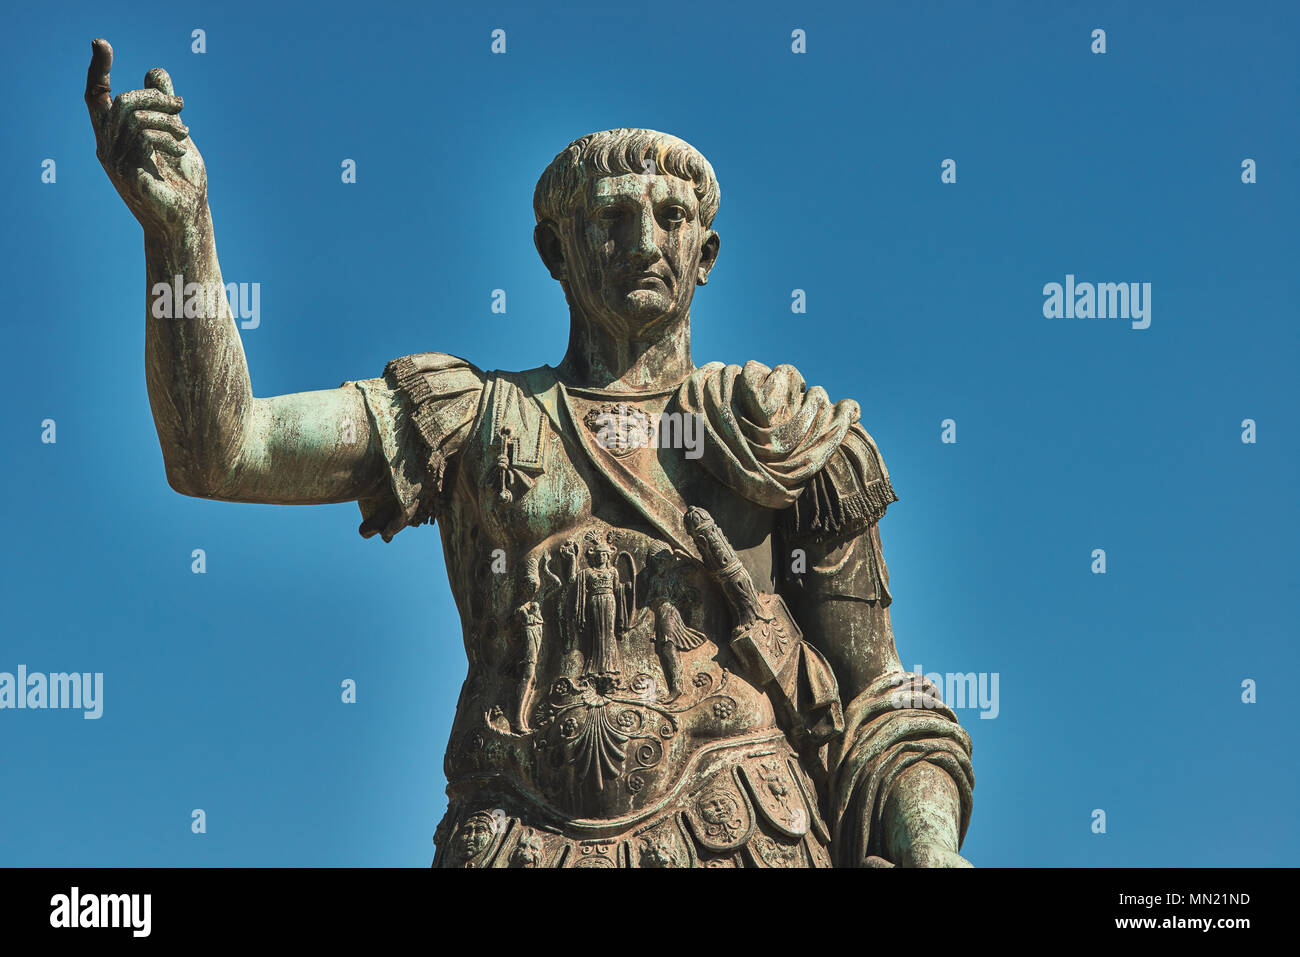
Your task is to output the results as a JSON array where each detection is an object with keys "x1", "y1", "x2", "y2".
[{"x1": 626, "y1": 209, "x2": 662, "y2": 263}]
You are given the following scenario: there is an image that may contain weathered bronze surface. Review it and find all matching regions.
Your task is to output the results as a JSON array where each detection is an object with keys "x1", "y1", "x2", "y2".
[{"x1": 86, "y1": 38, "x2": 974, "y2": 867}]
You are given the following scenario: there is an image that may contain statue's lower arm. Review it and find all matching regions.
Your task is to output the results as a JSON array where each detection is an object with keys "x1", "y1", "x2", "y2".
[
  {"x1": 880, "y1": 762, "x2": 968, "y2": 867},
  {"x1": 781, "y1": 520, "x2": 975, "y2": 867}
]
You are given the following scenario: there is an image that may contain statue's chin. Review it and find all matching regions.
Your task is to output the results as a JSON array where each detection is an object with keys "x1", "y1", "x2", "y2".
[{"x1": 609, "y1": 290, "x2": 676, "y2": 335}]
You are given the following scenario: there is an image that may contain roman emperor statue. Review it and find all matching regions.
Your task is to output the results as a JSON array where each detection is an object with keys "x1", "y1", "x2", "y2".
[{"x1": 85, "y1": 39, "x2": 974, "y2": 868}]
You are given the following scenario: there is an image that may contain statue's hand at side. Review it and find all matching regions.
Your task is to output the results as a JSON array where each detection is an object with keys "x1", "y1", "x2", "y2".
[
  {"x1": 878, "y1": 760, "x2": 973, "y2": 868},
  {"x1": 896, "y1": 844, "x2": 973, "y2": 868},
  {"x1": 862, "y1": 846, "x2": 972, "y2": 868},
  {"x1": 85, "y1": 39, "x2": 206, "y2": 241}
]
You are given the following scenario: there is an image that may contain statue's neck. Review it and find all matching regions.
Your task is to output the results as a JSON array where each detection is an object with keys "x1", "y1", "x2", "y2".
[{"x1": 557, "y1": 312, "x2": 694, "y2": 394}]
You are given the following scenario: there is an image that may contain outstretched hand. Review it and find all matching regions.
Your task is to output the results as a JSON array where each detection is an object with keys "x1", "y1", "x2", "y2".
[{"x1": 85, "y1": 39, "x2": 207, "y2": 239}]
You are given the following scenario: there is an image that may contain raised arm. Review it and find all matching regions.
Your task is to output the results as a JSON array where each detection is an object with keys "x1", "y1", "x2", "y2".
[{"x1": 85, "y1": 39, "x2": 383, "y2": 505}]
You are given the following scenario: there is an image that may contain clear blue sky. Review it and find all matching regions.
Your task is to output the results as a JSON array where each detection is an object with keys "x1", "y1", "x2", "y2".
[{"x1": 1, "y1": 0, "x2": 1295, "y2": 866}]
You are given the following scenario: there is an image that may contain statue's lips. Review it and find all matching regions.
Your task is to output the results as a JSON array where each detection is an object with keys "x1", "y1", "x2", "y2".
[{"x1": 623, "y1": 274, "x2": 669, "y2": 290}]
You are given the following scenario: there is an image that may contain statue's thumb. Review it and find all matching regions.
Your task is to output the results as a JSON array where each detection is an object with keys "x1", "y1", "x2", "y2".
[{"x1": 85, "y1": 38, "x2": 113, "y2": 135}]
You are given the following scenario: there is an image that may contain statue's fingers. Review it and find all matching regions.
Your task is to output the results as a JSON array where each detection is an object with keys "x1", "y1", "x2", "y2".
[
  {"x1": 138, "y1": 129, "x2": 188, "y2": 158},
  {"x1": 125, "y1": 110, "x2": 189, "y2": 142},
  {"x1": 144, "y1": 67, "x2": 174, "y2": 97},
  {"x1": 109, "y1": 89, "x2": 184, "y2": 126},
  {"x1": 108, "y1": 91, "x2": 186, "y2": 154},
  {"x1": 85, "y1": 38, "x2": 113, "y2": 136}
]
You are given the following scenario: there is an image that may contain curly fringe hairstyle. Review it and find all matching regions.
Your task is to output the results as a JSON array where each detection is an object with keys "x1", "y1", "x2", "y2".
[{"x1": 533, "y1": 129, "x2": 721, "y2": 230}]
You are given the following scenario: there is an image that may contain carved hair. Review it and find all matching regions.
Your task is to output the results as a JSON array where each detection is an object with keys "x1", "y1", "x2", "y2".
[
  {"x1": 582, "y1": 528, "x2": 615, "y2": 554},
  {"x1": 533, "y1": 128, "x2": 721, "y2": 229}
]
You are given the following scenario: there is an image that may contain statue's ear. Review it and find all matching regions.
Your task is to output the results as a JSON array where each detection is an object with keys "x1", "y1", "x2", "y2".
[
  {"x1": 696, "y1": 230, "x2": 720, "y2": 286},
  {"x1": 534, "y1": 221, "x2": 567, "y2": 281}
]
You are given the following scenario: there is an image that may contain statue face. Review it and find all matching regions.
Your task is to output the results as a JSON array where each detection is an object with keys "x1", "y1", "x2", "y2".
[
  {"x1": 511, "y1": 835, "x2": 543, "y2": 867},
  {"x1": 454, "y1": 813, "x2": 496, "y2": 861},
  {"x1": 544, "y1": 172, "x2": 719, "y2": 338},
  {"x1": 700, "y1": 794, "x2": 736, "y2": 824}
]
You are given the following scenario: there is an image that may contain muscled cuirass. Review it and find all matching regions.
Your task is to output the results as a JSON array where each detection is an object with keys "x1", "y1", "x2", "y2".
[
  {"x1": 349, "y1": 352, "x2": 971, "y2": 869},
  {"x1": 429, "y1": 370, "x2": 831, "y2": 867}
]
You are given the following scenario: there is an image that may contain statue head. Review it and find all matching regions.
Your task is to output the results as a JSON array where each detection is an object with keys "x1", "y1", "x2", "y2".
[
  {"x1": 533, "y1": 129, "x2": 721, "y2": 340},
  {"x1": 638, "y1": 836, "x2": 679, "y2": 868},
  {"x1": 509, "y1": 832, "x2": 545, "y2": 868},
  {"x1": 452, "y1": 810, "x2": 501, "y2": 864},
  {"x1": 583, "y1": 529, "x2": 616, "y2": 566},
  {"x1": 700, "y1": 792, "x2": 738, "y2": 825}
]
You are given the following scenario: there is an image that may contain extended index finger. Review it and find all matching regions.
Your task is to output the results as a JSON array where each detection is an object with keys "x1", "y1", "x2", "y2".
[{"x1": 85, "y1": 38, "x2": 113, "y2": 135}]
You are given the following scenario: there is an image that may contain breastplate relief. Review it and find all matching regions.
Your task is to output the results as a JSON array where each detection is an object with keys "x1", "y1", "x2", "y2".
[
  {"x1": 444, "y1": 376, "x2": 783, "y2": 820},
  {"x1": 448, "y1": 514, "x2": 778, "y2": 821}
]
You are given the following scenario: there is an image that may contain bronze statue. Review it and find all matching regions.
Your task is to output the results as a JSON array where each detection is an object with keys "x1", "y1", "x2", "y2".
[{"x1": 85, "y1": 38, "x2": 974, "y2": 867}]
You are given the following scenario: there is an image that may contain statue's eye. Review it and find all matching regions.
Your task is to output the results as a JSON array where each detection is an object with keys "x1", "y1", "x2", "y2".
[
  {"x1": 594, "y1": 206, "x2": 622, "y2": 222},
  {"x1": 661, "y1": 205, "x2": 687, "y2": 225}
]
